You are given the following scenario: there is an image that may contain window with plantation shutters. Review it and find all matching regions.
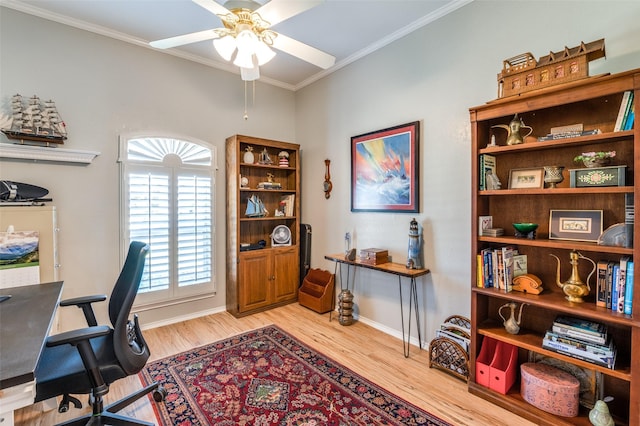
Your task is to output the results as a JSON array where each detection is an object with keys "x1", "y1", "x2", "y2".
[{"x1": 119, "y1": 135, "x2": 216, "y2": 306}]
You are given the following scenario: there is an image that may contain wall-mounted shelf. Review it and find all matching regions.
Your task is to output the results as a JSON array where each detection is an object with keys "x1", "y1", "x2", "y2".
[{"x1": 0, "y1": 143, "x2": 100, "y2": 164}]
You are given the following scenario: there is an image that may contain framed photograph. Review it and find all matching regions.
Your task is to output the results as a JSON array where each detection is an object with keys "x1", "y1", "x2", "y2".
[
  {"x1": 549, "y1": 209, "x2": 603, "y2": 242},
  {"x1": 508, "y1": 168, "x2": 544, "y2": 189},
  {"x1": 351, "y1": 121, "x2": 420, "y2": 212}
]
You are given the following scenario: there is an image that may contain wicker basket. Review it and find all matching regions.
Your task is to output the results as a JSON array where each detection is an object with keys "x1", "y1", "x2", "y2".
[{"x1": 429, "y1": 315, "x2": 471, "y2": 382}]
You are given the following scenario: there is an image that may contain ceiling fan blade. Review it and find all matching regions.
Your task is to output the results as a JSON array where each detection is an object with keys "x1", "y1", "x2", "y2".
[
  {"x1": 256, "y1": 0, "x2": 323, "y2": 27},
  {"x1": 150, "y1": 29, "x2": 219, "y2": 49},
  {"x1": 272, "y1": 33, "x2": 335, "y2": 69},
  {"x1": 191, "y1": 0, "x2": 231, "y2": 17}
]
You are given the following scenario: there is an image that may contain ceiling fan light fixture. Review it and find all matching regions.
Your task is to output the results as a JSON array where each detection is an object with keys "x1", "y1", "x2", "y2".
[
  {"x1": 233, "y1": 49, "x2": 255, "y2": 69},
  {"x1": 213, "y1": 35, "x2": 236, "y2": 61},
  {"x1": 254, "y1": 40, "x2": 275, "y2": 66},
  {"x1": 241, "y1": 66, "x2": 260, "y2": 81}
]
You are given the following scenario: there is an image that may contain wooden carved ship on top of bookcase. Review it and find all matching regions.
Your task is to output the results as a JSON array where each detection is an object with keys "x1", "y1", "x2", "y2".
[{"x1": 497, "y1": 39, "x2": 606, "y2": 99}]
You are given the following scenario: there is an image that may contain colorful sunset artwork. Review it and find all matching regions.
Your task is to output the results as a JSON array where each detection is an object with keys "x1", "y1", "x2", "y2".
[{"x1": 351, "y1": 122, "x2": 419, "y2": 212}]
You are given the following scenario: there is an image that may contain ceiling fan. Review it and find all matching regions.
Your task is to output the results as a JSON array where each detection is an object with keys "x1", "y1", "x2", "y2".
[{"x1": 150, "y1": 0, "x2": 336, "y2": 81}]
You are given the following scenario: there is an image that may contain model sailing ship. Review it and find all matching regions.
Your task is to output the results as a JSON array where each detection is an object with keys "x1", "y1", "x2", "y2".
[{"x1": 0, "y1": 94, "x2": 67, "y2": 144}]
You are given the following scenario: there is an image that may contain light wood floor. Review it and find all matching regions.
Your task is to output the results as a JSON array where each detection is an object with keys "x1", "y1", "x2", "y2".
[{"x1": 16, "y1": 303, "x2": 534, "y2": 425}]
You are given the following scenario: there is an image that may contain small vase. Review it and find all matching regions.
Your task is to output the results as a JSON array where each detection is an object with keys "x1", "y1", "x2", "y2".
[
  {"x1": 583, "y1": 158, "x2": 610, "y2": 168},
  {"x1": 544, "y1": 165, "x2": 565, "y2": 188}
]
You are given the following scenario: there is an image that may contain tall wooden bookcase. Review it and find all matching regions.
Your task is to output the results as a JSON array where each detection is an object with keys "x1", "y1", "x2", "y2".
[
  {"x1": 225, "y1": 135, "x2": 300, "y2": 317},
  {"x1": 469, "y1": 68, "x2": 639, "y2": 425}
]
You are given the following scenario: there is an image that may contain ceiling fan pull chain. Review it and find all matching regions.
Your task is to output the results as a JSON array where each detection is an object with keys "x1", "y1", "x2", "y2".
[{"x1": 243, "y1": 80, "x2": 249, "y2": 120}]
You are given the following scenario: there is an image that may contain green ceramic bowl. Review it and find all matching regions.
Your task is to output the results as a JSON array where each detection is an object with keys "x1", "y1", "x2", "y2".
[{"x1": 513, "y1": 223, "x2": 539, "y2": 233}]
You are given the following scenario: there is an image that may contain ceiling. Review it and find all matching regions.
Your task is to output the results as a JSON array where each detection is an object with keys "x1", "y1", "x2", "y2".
[{"x1": 2, "y1": 0, "x2": 471, "y2": 90}]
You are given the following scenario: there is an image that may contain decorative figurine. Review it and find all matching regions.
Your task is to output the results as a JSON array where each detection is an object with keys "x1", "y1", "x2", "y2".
[
  {"x1": 492, "y1": 113, "x2": 533, "y2": 145},
  {"x1": 485, "y1": 170, "x2": 502, "y2": 190},
  {"x1": 278, "y1": 151, "x2": 289, "y2": 167},
  {"x1": 406, "y1": 218, "x2": 423, "y2": 269},
  {"x1": 550, "y1": 250, "x2": 597, "y2": 303},
  {"x1": 589, "y1": 399, "x2": 615, "y2": 426},
  {"x1": 243, "y1": 146, "x2": 254, "y2": 164},
  {"x1": 258, "y1": 147, "x2": 273, "y2": 164},
  {"x1": 240, "y1": 175, "x2": 249, "y2": 188},
  {"x1": 498, "y1": 302, "x2": 527, "y2": 334}
]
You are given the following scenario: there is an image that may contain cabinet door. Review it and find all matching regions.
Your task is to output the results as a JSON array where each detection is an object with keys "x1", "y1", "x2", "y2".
[
  {"x1": 273, "y1": 247, "x2": 299, "y2": 303},
  {"x1": 238, "y1": 250, "x2": 272, "y2": 312}
]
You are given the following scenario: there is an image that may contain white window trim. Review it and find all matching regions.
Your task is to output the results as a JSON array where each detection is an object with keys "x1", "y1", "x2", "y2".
[{"x1": 118, "y1": 133, "x2": 218, "y2": 308}]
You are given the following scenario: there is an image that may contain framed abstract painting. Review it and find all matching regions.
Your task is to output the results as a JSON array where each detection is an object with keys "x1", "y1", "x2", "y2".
[{"x1": 351, "y1": 121, "x2": 420, "y2": 212}]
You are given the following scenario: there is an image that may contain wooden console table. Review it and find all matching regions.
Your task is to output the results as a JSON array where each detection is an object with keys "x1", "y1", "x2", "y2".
[{"x1": 324, "y1": 253, "x2": 430, "y2": 357}]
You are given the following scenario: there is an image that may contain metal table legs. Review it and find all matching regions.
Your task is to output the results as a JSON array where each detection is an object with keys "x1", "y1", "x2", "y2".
[{"x1": 399, "y1": 276, "x2": 422, "y2": 358}]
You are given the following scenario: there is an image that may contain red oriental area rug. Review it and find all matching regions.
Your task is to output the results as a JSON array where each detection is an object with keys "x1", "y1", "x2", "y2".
[{"x1": 140, "y1": 325, "x2": 451, "y2": 426}]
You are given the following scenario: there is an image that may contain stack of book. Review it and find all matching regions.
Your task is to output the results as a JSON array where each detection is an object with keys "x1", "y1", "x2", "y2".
[
  {"x1": 542, "y1": 315, "x2": 616, "y2": 369},
  {"x1": 537, "y1": 123, "x2": 602, "y2": 141},
  {"x1": 482, "y1": 228, "x2": 504, "y2": 237}
]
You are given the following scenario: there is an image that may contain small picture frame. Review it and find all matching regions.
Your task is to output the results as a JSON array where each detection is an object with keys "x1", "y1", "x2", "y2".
[
  {"x1": 508, "y1": 168, "x2": 544, "y2": 189},
  {"x1": 549, "y1": 209, "x2": 603, "y2": 242}
]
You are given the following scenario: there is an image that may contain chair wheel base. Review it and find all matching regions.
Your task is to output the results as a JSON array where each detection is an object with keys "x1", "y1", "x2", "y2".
[
  {"x1": 153, "y1": 385, "x2": 167, "y2": 402},
  {"x1": 58, "y1": 394, "x2": 82, "y2": 413}
]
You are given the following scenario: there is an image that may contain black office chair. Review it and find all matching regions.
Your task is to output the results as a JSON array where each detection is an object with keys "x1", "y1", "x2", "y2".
[{"x1": 34, "y1": 241, "x2": 165, "y2": 426}]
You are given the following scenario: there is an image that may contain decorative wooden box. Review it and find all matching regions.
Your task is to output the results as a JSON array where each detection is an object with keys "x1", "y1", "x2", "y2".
[
  {"x1": 520, "y1": 363, "x2": 580, "y2": 417},
  {"x1": 358, "y1": 248, "x2": 388, "y2": 265},
  {"x1": 497, "y1": 39, "x2": 605, "y2": 98},
  {"x1": 569, "y1": 165, "x2": 626, "y2": 187}
]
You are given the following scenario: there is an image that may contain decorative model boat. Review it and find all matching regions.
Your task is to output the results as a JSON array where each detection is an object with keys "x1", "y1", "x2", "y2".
[
  {"x1": 245, "y1": 194, "x2": 268, "y2": 217},
  {"x1": 1, "y1": 94, "x2": 67, "y2": 144}
]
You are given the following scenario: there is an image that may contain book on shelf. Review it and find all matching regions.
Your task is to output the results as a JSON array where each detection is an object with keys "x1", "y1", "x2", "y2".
[
  {"x1": 479, "y1": 154, "x2": 496, "y2": 190},
  {"x1": 625, "y1": 193, "x2": 634, "y2": 249},
  {"x1": 623, "y1": 96, "x2": 635, "y2": 130},
  {"x1": 512, "y1": 254, "x2": 527, "y2": 277},
  {"x1": 616, "y1": 256, "x2": 630, "y2": 313},
  {"x1": 614, "y1": 90, "x2": 634, "y2": 131},
  {"x1": 624, "y1": 260, "x2": 634, "y2": 315},
  {"x1": 552, "y1": 315, "x2": 607, "y2": 345},
  {"x1": 501, "y1": 246, "x2": 515, "y2": 292},
  {"x1": 595, "y1": 260, "x2": 609, "y2": 308},
  {"x1": 611, "y1": 264, "x2": 620, "y2": 311}
]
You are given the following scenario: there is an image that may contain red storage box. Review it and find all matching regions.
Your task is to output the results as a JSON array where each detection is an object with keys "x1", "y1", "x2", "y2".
[
  {"x1": 520, "y1": 363, "x2": 580, "y2": 417},
  {"x1": 475, "y1": 336, "x2": 497, "y2": 388},
  {"x1": 489, "y1": 341, "x2": 518, "y2": 394}
]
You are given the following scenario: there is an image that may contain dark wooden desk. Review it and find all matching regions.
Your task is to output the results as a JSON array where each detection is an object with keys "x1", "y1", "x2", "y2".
[
  {"x1": 0, "y1": 281, "x2": 63, "y2": 425},
  {"x1": 324, "y1": 253, "x2": 430, "y2": 357}
]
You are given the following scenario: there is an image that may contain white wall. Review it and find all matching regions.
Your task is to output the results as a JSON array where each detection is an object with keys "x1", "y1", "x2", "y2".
[
  {"x1": 0, "y1": 8, "x2": 296, "y2": 329},
  {"x1": 296, "y1": 0, "x2": 640, "y2": 344},
  {"x1": 2, "y1": 2, "x2": 640, "y2": 344}
]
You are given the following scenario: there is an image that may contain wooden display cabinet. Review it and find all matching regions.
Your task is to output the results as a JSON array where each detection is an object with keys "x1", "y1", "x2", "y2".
[
  {"x1": 226, "y1": 135, "x2": 300, "y2": 317},
  {"x1": 469, "y1": 69, "x2": 639, "y2": 425}
]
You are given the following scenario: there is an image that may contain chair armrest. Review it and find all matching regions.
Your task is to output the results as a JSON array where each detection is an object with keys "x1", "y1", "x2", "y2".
[
  {"x1": 46, "y1": 325, "x2": 111, "y2": 347},
  {"x1": 59, "y1": 294, "x2": 107, "y2": 306},
  {"x1": 59, "y1": 295, "x2": 107, "y2": 327}
]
